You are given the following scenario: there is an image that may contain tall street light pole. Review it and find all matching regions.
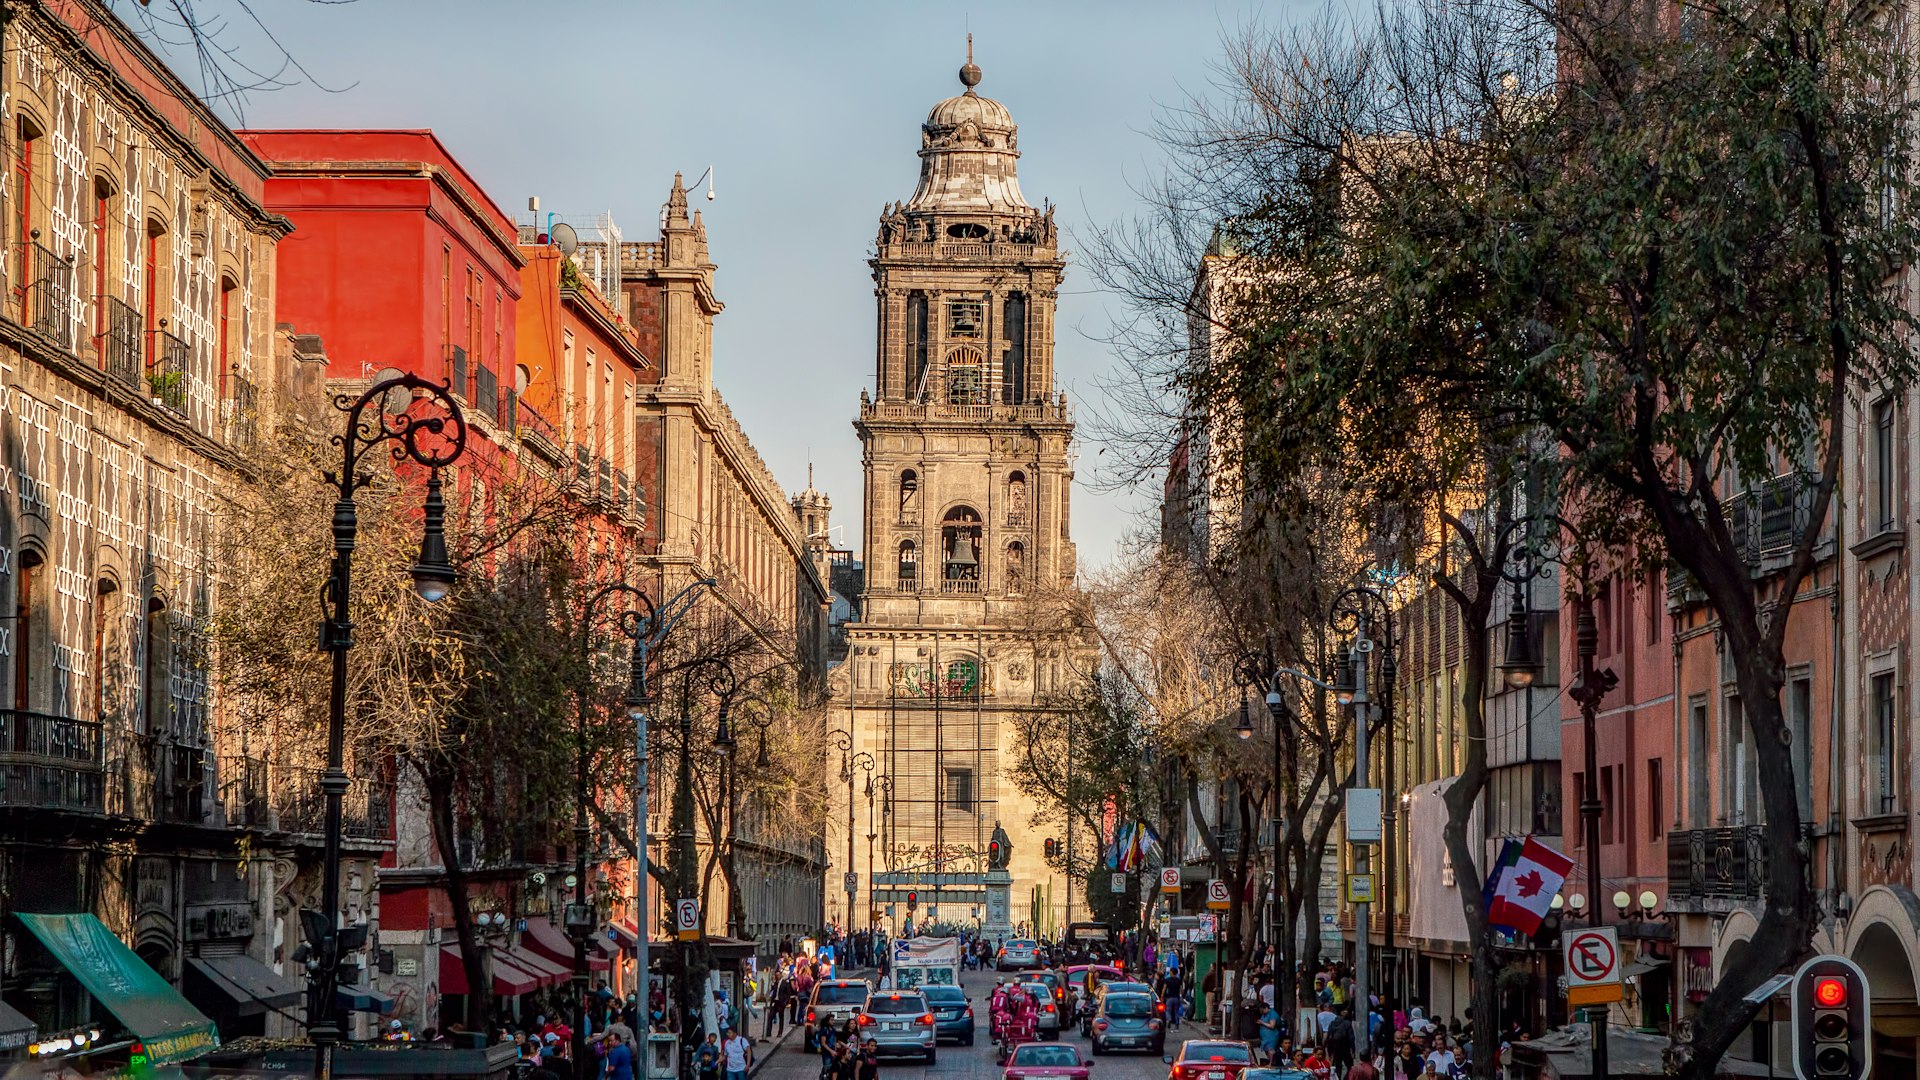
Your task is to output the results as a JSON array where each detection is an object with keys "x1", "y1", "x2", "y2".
[
  {"x1": 671, "y1": 655, "x2": 736, "y2": 1058},
  {"x1": 568, "y1": 581, "x2": 650, "y2": 1075},
  {"x1": 306, "y1": 373, "x2": 464, "y2": 1080},
  {"x1": 1568, "y1": 592, "x2": 1618, "y2": 1078},
  {"x1": 868, "y1": 775, "x2": 890, "y2": 933},
  {"x1": 621, "y1": 578, "x2": 718, "y2": 1036}
]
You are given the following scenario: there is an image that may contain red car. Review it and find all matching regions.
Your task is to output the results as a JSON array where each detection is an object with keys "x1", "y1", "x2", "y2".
[
  {"x1": 1002, "y1": 1042, "x2": 1094, "y2": 1080},
  {"x1": 1167, "y1": 1039, "x2": 1255, "y2": 1080}
]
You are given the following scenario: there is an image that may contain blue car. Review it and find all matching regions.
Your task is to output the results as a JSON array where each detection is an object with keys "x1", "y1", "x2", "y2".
[
  {"x1": 923, "y1": 984, "x2": 976, "y2": 1045},
  {"x1": 1090, "y1": 992, "x2": 1164, "y2": 1054}
]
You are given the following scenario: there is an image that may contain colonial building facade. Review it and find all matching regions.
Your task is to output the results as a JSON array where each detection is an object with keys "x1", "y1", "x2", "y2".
[{"x1": 833, "y1": 53, "x2": 1083, "y2": 936}]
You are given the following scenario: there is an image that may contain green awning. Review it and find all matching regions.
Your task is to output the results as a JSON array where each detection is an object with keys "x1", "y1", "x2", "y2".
[{"x1": 15, "y1": 913, "x2": 217, "y2": 1064}]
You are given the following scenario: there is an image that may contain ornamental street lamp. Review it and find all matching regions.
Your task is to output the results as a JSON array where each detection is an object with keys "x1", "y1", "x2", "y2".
[
  {"x1": 671, "y1": 655, "x2": 736, "y2": 1057},
  {"x1": 567, "y1": 581, "x2": 652, "y2": 1075},
  {"x1": 306, "y1": 373, "x2": 465, "y2": 1077},
  {"x1": 622, "y1": 578, "x2": 719, "y2": 1025}
]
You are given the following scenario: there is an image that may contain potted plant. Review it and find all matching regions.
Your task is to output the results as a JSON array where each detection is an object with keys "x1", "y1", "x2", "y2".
[{"x1": 147, "y1": 369, "x2": 184, "y2": 405}]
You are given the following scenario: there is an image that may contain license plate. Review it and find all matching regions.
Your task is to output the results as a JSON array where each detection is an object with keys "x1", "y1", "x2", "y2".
[
  {"x1": 884, "y1": 1022, "x2": 903, "y2": 1031},
  {"x1": 1207, "y1": 1072, "x2": 1225, "y2": 1079}
]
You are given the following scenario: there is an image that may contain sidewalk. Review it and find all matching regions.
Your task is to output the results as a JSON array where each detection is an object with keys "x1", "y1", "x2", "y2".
[{"x1": 746, "y1": 967, "x2": 875, "y2": 1079}]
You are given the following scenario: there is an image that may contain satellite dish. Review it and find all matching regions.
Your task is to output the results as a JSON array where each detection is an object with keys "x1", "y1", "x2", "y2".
[
  {"x1": 551, "y1": 221, "x2": 579, "y2": 257},
  {"x1": 515, "y1": 365, "x2": 531, "y2": 394},
  {"x1": 370, "y1": 367, "x2": 410, "y2": 414}
]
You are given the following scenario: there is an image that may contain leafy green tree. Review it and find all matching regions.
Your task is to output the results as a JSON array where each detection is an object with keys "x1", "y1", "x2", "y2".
[{"x1": 1097, "y1": 0, "x2": 1920, "y2": 1072}]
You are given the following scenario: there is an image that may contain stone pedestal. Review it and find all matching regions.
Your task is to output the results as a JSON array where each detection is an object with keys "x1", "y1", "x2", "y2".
[{"x1": 982, "y1": 869, "x2": 1014, "y2": 945}]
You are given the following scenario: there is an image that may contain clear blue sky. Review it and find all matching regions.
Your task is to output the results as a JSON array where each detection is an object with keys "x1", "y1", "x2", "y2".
[{"x1": 143, "y1": 0, "x2": 1292, "y2": 570}]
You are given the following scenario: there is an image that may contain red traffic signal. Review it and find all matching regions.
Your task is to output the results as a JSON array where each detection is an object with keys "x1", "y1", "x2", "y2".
[
  {"x1": 1814, "y1": 977, "x2": 1847, "y2": 1009},
  {"x1": 1044, "y1": 838, "x2": 1056, "y2": 859},
  {"x1": 1793, "y1": 955, "x2": 1869, "y2": 1080},
  {"x1": 906, "y1": 890, "x2": 918, "y2": 910}
]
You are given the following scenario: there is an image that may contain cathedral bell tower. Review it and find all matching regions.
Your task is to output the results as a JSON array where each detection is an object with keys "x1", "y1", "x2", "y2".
[{"x1": 833, "y1": 44, "x2": 1080, "y2": 938}]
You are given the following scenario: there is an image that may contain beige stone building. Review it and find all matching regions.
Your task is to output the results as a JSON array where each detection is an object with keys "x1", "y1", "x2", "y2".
[{"x1": 832, "y1": 53, "x2": 1084, "y2": 936}]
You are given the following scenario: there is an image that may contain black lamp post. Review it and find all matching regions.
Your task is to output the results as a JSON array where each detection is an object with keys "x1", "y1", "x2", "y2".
[
  {"x1": 567, "y1": 582, "x2": 650, "y2": 1076},
  {"x1": 671, "y1": 656, "x2": 735, "y2": 1056},
  {"x1": 306, "y1": 374, "x2": 465, "y2": 1075}
]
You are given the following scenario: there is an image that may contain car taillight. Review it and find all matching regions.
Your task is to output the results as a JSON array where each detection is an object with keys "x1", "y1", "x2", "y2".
[
  {"x1": 918, "y1": 1014, "x2": 934, "y2": 1026},
  {"x1": 1093, "y1": 1020, "x2": 1109, "y2": 1031},
  {"x1": 1044, "y1": 1004, "x2": 1056, "y2": 1013},
  {"x1": 1155, "y1": 1002, "x2": 1166, "y2": 1013},
  {"x1": 965, "y1": 1007, "x2": 974, "y2": 1018},
  {"x1": 1148, "y1": 1019, "x2": 1163, "y2": 1029},
  {"x1": 858, "y1": 1015, "x2": 873, "y2": 1026},
  {"x1": 806, "y1": 1010, "x2": 816, "y2": 1023}
]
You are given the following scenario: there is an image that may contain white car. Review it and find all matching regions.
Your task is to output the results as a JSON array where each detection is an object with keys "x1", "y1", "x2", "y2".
[{"x1": 998, "y1": 939, "x2": 1041, "y2": 970}]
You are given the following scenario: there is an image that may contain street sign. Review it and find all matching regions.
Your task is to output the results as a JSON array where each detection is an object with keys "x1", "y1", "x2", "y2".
[
  {"x1": 1564, "y1": 927, "x2": 1623, "y2": 1006},
  {"x1": 1346, "y1": 873, "x2": 1375, "y2": 904},
  {"x1": 1160, "y1": 867, "x2": 1181, "y2": 894},
  {"x1": 675, "y1": 898, "x2": 701, "y2": 941},
  {"x1": 843, "y1": 872, "x2": 859, "y2": 893},
  {"x1": 1110, "y1": 874, "x2": 1126, "y2": 894},
  {"x1": 1206, "y1": 879, "x2": 1231, "y2": 910}
]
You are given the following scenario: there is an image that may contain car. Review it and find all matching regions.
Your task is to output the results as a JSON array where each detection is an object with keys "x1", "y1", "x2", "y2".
[
  {"x1": 1241, "y1": 1070, "x2": 1314, "y2": 1080},
  {"x1": 1166, "y1": 1039, "x2": 1255, "y2": 1080},
  {"x1": 1001, "y1": 1042, "x2": 1093, "y2": 1080},
  {"x1": 1021, "y1": 981, "x2": 1064, "y2": 1039},
  {"x1": 1064, "y1": 964, "x2": 1124, "y2": 998},
  {"x1": 1090, "y1": 993, "x2": 1164, "y2": 1055},
  {"x1": 999, "y1": 939, "x2": 1042, "y2": 970},
  {"x1": 923, "y1": 984, "x2": 976, "y2": 1045},
  {"x1": 1082, "y1": 981, "x2": 1156, "y2": 1034},
  {"x1": 1032, "y1": 968, "x2": 1067, "y2": 1009},
  {"x1": 802, "y1": 979, "x2": 871, "y2": 1051},
  {"x1": 857, "y1": 990, "x2": 937, "y2": 1064}
]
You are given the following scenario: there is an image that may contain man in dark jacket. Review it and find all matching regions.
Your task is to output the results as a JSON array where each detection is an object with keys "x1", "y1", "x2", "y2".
[{"x1": 1325, "y1": 1008, "x2": 1356, "y2": 1074}]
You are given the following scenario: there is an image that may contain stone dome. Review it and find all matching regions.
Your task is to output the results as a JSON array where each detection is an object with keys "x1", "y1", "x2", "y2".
[{"x1": 926, "y1": 88, "x2": 1014, "y2": 134}]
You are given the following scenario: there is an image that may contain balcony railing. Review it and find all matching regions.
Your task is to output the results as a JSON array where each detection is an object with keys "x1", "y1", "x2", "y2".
[
  {"x1": 940, "y1": 576, "x2": 981, "y2": 595},
  {"x1": 0, "y1": 711, "x2": 103, "y2": 813},
  {"x1": 274, "y1": 767, "x2": 395, "y2": 840},
  {"x1": 218, "y1": 754, "x2": 269, "y2": 828},
  {"x1": 149, "y1": 329, "x2": 190, "y2": 415},
  {"x1": 1667, "y1": 824, "x2": 1813, "y2": 902},
  {"x1": 100, "y1": 296, "x2": 141, "y2": 389},
  {"x1": 19, "y1": 240, "x2": 72, "y2": 349},
  {"x1": 117, "y1": 734, "x2": 209, "y2": 823},
  {"x1": 597, "y1": 457, "x2": 614, "y2": 504},
  {"x1": 225, "y1": 374, "x2": 259, "y2": 447}
]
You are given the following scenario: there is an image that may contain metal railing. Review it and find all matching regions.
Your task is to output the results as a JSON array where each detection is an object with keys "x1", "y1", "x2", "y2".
[
  {"x1": 225, "y1": 374, "x2": 259, "y2": 447},
  {"x1": 218, "y1": 754, "x2": 269, "y2": 827},
  {"x1": 0, "y1": 711, "x2": 103, "y2": 813},
  {"x1": 100, "y1": 295, "x2": 141, "y2": 389},
  {"x1": 274, "y1": 767, "x2": 395, "y2": 840},
  {"x1": 118, "y1": 734, "x2": 209, "y2": 823},
  {"x1": 1666, "y1": 824, "x2": 1812, "y2": 901},
  {"x1": 20, "y1": 240, "x2": 72, "y2": 349},
  {"x1": 149, "y1": 329, "x2": 190, "y2": 414}
]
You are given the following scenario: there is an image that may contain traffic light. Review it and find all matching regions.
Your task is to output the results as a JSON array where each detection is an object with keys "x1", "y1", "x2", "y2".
[
  {"x1": 1044, "y1": 838, "x2": 1056, "y2": 859},
  {"x1": 988, "y1": 839, "x2": 1001, "y2": 863},
  {"x1": 906, "y1": 890, "x2": 918, "y2": 911},
  {"x1": 1793, "y1": 954, "x2": 1869, "y2": 1079}
]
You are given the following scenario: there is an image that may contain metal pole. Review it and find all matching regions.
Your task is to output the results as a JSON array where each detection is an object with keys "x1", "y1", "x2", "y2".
[
  {"x1": 574, "y1": 683, "x2": 592, "y2": 1075},
  {"x1": 1379, "y1": 633, "x2": 1397, "y2": 1080},
  {"x1": 635, "y1": 681, "x2": 651, "y2": 1027},
  {"x1": 1572, "y1": 597, "x2": 1612, "y2": 1080},
  {"x1": 1350, "y1": 625, "x2": 1371, "y2": 1064}
]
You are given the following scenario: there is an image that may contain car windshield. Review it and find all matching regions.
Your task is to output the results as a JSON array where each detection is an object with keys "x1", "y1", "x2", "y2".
[
  {"x1": 924, "y1": 987, "x2": 965, "y2": 1003},
  {"x1": 1023, "y1": 985, "x2": 1052, "y2": 1000},
  {"x1": 1185, "y1": 1044, "x2": 1252, "y2": 1063},
  {"x1": 1013, "y1": 1046, "x2": 1082, "y2": 1067},
  {"x1": 1106, "y1": 983, "x2": 1150, "y2": 996},
  {"x1": 865, "y1": 994, "x2": 926, "y2": 1016},
  {"x1": 816, "y1": 984, "x2": 868, "y2": 1005},
  {"x1": 1104, "y1": 995, "x2": 1152, "y2": 1018}
]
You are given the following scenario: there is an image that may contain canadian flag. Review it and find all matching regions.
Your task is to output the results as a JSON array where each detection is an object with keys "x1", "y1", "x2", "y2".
[{"x1": 1485, "y1": 836, "x2": 1575, "y2": 935}]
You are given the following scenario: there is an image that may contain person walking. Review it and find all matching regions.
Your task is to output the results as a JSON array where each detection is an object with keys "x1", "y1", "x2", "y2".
[
  {"x1": 1326, "y1": 1008, "x2": 1356, "y2": 1075},
  {"x1": 599, "y1": 1030, "x2": 635, "y2": 1080},
  {"x1": 722, "y1": 1026, "x2": 753, "y2": 1080}
]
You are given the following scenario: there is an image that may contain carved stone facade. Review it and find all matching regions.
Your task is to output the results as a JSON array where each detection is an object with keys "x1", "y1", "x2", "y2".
[{"x1": 835, "y1": 54, "x2": 1083, "y2": 935}]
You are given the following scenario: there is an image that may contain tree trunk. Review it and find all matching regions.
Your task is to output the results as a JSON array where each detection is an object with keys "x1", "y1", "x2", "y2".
[{"x1": 426, "y1": 761, "x2": 492, "y2": 1034}]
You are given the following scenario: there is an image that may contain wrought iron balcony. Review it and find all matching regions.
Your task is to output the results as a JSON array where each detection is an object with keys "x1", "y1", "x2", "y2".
[
  {"x1": 19, "y1": 239, "x2": 72, "y2": 349},
  {"x1": 474, "y1": 365, "x2": 499, "y2": 424},
  {"x1": 0, "y1": 711, "x2": 103, "y2": 813},
  {"x1": 149, "y1": 329, "x2": 191, "y2": 415},
  {"x1": 1666, "y1": 824, "x2": 1812, "y2": 903},
  {"x1": 99, "y1": 296, "x2": 141, "y2": 389},
  {"x1": 225, "y1": 374, "x2": 259, "y2": 447},
  {"x1": 218, "y1": 754, "x2": 269, "y2": 828},
  {"x1": 116, "y1": 733, "x2": 209, "y2": 823},
  {"x1": 273, "y1": 767, "x2": 395, "y2": 840},
  {"x1": 445, "y1": 345, "x2": 469, "y2": 401}
]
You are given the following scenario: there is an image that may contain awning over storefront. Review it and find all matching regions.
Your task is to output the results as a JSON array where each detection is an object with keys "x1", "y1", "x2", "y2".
[
  {"x1": 15, "y1": 913, "x2": 217, "y2": 1065},
  {"x1": 609, "y1": 921, "x2": 639, "y2": 952},
  {"x1": 185, "y1": 955, "x2": 303, "y2": 1016},
  {"x1": 504, "y1": 944, "x2": 568, "y2": 987},
  {"x1": 521, "y1": 919, "x2": 609, "y2": 973},
  {"x1": 439, "y1": 945, "x2": 539, "y2": 997},
  {"x1": 0, "y1": 999, "x2": 36, "y2": 1051},
  {"x1": 336, "y1": 983, "x2": 395, "y2": 1015}
]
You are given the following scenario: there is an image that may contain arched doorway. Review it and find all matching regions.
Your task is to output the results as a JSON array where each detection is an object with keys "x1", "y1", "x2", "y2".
[{"x1": 1849, "y1": 886, "x2": 1920, "y2": 1073}]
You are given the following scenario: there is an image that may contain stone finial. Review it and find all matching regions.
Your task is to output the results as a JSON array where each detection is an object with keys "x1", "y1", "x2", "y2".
[
  {"x1": 667, "y1": 172, "x2": 690, "y2": 226},
  {"x1": 960, "y1": 33, "x2": 981, "y2": 93}
]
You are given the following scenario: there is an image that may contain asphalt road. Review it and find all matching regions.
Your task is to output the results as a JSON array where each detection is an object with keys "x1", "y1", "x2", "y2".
[{"x1": 751, "y1": 969, "x2": 1206, "y2": 1080}]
